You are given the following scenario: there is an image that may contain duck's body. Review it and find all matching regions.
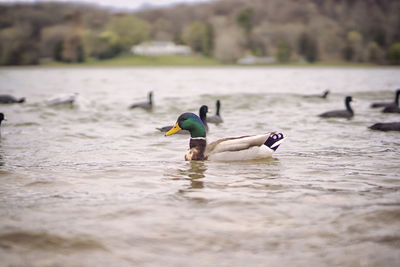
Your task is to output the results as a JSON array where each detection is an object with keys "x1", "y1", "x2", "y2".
[
  {"x1": 0, "y1": 95, "x2": 25, "y2": 104},
  {"x1": 371, "y1": 89, "x2": 400, "y2": 108},
  {"x1": 129, "y1": 91, "x2": 153, "y2": 110},
  {"x1": 158, "y1": 105, "x2": 209, "y2": 133},
  {"x1": 207, "y1": 100, "x2": 223, "y2": 124},
  {"x1": 319, "y1": 96, "x2": 354, "y2": 118},
  {"x1": 371, "y1": 101, "x2": 392, "y2": 108},
  {"x1": 47, "y1": 93, "x2": 78, "y2": 106},
  {"x1": 382, "y1": 103, "x2": 400, "y2": 113},
  {"x1": 304, "y1": 90, "x2": 330, "y2": 99},
  {"x1": 369, "y1": 122, "x2": 400, "y2": 132},
  {"x1": 165, "y1": 113, "x2": 284, "y2": 161}
]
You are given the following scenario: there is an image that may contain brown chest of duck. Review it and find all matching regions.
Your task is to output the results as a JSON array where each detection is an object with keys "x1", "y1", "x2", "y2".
[{"x1": 166, "y1": 112, "x2": 208, "y2": 160}]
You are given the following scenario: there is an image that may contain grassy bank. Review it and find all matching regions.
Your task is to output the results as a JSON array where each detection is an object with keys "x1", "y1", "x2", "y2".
[
  {"x1": 35, "y1": 55, "x2": 396, "y2": 68},
  {"x1": 42, "y1": 55, "x2": 221, "y2": 67}
]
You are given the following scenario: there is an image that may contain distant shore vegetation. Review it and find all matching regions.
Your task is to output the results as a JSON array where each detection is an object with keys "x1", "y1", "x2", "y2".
[{"x1": 1, "y1": 0, "x2": 400, "y2": 66}]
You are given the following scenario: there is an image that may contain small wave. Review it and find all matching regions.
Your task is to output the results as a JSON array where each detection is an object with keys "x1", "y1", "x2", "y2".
[
  {"x1": 0, "y1": 231, "x2": 107, "y2": 251},
  {"x1": 12, "y1": 122, "x2": 41, "y2": 127}
]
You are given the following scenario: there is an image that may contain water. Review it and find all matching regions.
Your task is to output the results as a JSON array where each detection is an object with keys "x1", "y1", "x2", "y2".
[{"x1": 0, "y1": 67, "x2": 399, "y2": 266}]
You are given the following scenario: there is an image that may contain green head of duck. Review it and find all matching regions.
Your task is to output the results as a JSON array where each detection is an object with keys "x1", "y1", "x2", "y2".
[{"x1": 166, "y1": 113, "x2": 206, "y2": 138}]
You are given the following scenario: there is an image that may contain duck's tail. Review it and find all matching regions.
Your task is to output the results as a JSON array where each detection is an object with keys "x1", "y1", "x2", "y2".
[{"x1": 264, "y1": 132, "x2": 285, "y2": 151}]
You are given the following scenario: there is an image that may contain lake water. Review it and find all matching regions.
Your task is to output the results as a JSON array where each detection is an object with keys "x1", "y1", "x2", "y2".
[{"x1": 0, "y1": 67, "x2": 399, "y2": 266}]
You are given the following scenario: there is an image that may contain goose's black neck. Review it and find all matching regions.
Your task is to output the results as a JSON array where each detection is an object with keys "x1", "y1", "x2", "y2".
[
  {"x1": 199, "y1": 105, "x2": 208, "y2": 129},
  {"x1": 345, "y1": 97, "x2": 353, "y2": 115},
  {"x1": 216, "y1": 100, "x2": 221, "y2": 116},
  {"x1": 395, "y1": 89, "x2": 400, "y2": 105}
]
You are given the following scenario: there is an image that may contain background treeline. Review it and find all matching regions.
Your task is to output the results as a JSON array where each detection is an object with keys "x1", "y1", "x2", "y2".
[{"x1": 1, "y1": 0, "x2": 400, "y2": 65}]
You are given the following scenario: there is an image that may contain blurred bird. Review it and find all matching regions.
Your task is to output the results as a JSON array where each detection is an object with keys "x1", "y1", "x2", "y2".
[
  {"x1": 370, "y1": 89, "x2": 400, "y2": 108},
  {"x1": 207, "y1": 100, "x2": 223, "y2": 124},
  {"x1": 319, "y1": 96, "x2": 354, "y2": 118},
  {"x1": 0, "y1": 94, "x2": 25, "y2": 104},
  {"x1": 369, "y1": 122, "x2": 400, "y2": 132},
  {"x1": 129, "y1": 91, "x2": 153, "y2": 110},
  {"x1": 303, "y1": 89, "x2": 330, "y2": 99},
  {"x1": 382, "y1": 92, "x2": 400, "y2": 113}
]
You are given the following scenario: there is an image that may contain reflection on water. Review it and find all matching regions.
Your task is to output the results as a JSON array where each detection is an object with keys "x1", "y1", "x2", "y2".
[
  {"x1": 0, "y1": 67, "x2": 400, "y2": 266},
  {"x1": 165, "y1": 161, "x2": 206, "y2": 189},
  {"x1": 185, "y1": 161, "x2": 206, "y2": 188}
]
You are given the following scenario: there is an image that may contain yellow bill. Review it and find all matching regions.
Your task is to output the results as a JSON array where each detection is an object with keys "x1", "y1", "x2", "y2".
[{"x1": 165, "y1": 123, "x2": 182, "y2": 136}]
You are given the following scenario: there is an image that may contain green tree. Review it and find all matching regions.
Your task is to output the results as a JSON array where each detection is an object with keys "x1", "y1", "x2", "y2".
[
  {"x1": 60, "y1": 31, "x2": 85, "y2": 63},
  {"x1": 107, "y1": 16, "x2": 151, "y2": 51},
  {"x1": 236, "y1": 8, "x2": 253, "y2": 34},
  {"x1": 297, "y1": 33, "x2": 319, "y2": 63},
  {"x1": 181, "y1": 22, "x2": 213, "y2": 56},
  {"x1": 367, "y1": 41, "x2": 382, "y2": 63},
  {"x1": 236, "y1": 7, "x2": 253, "y2": 51},
  {"x1": 387, "y1": 42, "x2": 400, "y2": 65},
  {"x1": 0, "y1": 26, "x2": 39, "y2": 65},
  {"x1": 342, "y1": 31, "x2": 364, "y2": 62},
  {"x1": 276, "y1": 40, "x2": 292, "y2": 63}
]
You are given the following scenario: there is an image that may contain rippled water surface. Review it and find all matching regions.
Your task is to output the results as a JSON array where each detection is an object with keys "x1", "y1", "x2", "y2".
[{"x1": 0, "y1": 67, "x2": 400, "y2": 266}]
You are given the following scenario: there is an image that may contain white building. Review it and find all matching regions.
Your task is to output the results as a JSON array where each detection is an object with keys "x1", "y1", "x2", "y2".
[
  {"x1": 237, "y1": 55, "x2": 276, "y2": 65},
  {"x1": 131, "y1": 41, "x2": 191, "y2": 56}
]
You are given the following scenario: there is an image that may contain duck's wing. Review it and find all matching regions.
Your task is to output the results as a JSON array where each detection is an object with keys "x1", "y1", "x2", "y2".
[
  {"x1": 371, "y1": 101, "x2": 391, "y2": 108},
  {"x1": 207, "y1": 115, "x2": 223, "y2": 124},
  {"x1": 382, "y1": 103, "x2": 400, "y2": 113},
  {"x1": 130, "y1": 102, "x2": 152, "y2": 110},
  {"x1": 0, "y1": 95, "x2": 16, "y2": 103},
  {"x1": 205, "y1": 133, "x2": 284, "y2": 161},
  {"x1": 157, "y1": 126, "x2": 189, "y2": 134},
  {"x1": 207, "y1": 133, "x2": 283, "y2": 154},
  {"x1": 319, "y1": 109, "x2": 351, "y2": 118},
  {"x1": 157, "y1": 126, "x2": 172, "y2": 132},
  {"x1": 370, "y1": 122, "x2": 400, "y2": 131}
]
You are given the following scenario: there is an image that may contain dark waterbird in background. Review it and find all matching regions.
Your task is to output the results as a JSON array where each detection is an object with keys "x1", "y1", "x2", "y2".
[
  {"x1": 0, "y1": 94, "x2": 25, "y2": 104},
  {"x1": 157, "y1": 105, "x2": 209, "y2": 134},
  {"x1": 129, "y1": 91, "x2": 153, "y2": 110},
  {"x1": 382, "y1": 91, "x2": 400, "y2": 113},
  {"x1": 207, "y1": 100, "x2": 223, "y2": 124},
  {"x1": 303, "y1": 89, "x2": 330, "y2": 99},
  {"x1": 0, "y1": 113, "x2": 6, "y2": 136},
  {"x1": 164, "y1": 112, "x2": 285, "y2": 161},
  {"x1": 369, "y1": 122, "x2": 400, "y2": 132},
  {"x1": 318, "y1": 96, "x2": 354, "y2": 118},
  {"x1": 370, "y1": 89, "x2": 400, "y2": 109}
]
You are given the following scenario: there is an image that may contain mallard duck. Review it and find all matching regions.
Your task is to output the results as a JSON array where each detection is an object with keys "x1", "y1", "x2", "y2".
[
  {"x1": 158, "y1": 105, "x2": 209, "y2": 133},
  {"x1": 303, "y1": 90, "x2": 330, "y2": 99},
  {"x1": 371, "y1": 89, "x2": 400, "y2": 108},
  {"x1": 165, "y1": 113, "x2": 285, "y2": 161},
  {"x1": 0, "y1": 94, "x2": 25, "y2": 104},
  {"x1": 129, "y1": 91, "x2": 153, "y2": 110},
  {"x1": 319, "y1": 96, "x2": 354, "y2": 118},
  {"x1": 207, "y1": 100, "x2": 223, "y2": 124},
  {"x1": 369, "y1": 122, "x2": 400, "y2": 132}
]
